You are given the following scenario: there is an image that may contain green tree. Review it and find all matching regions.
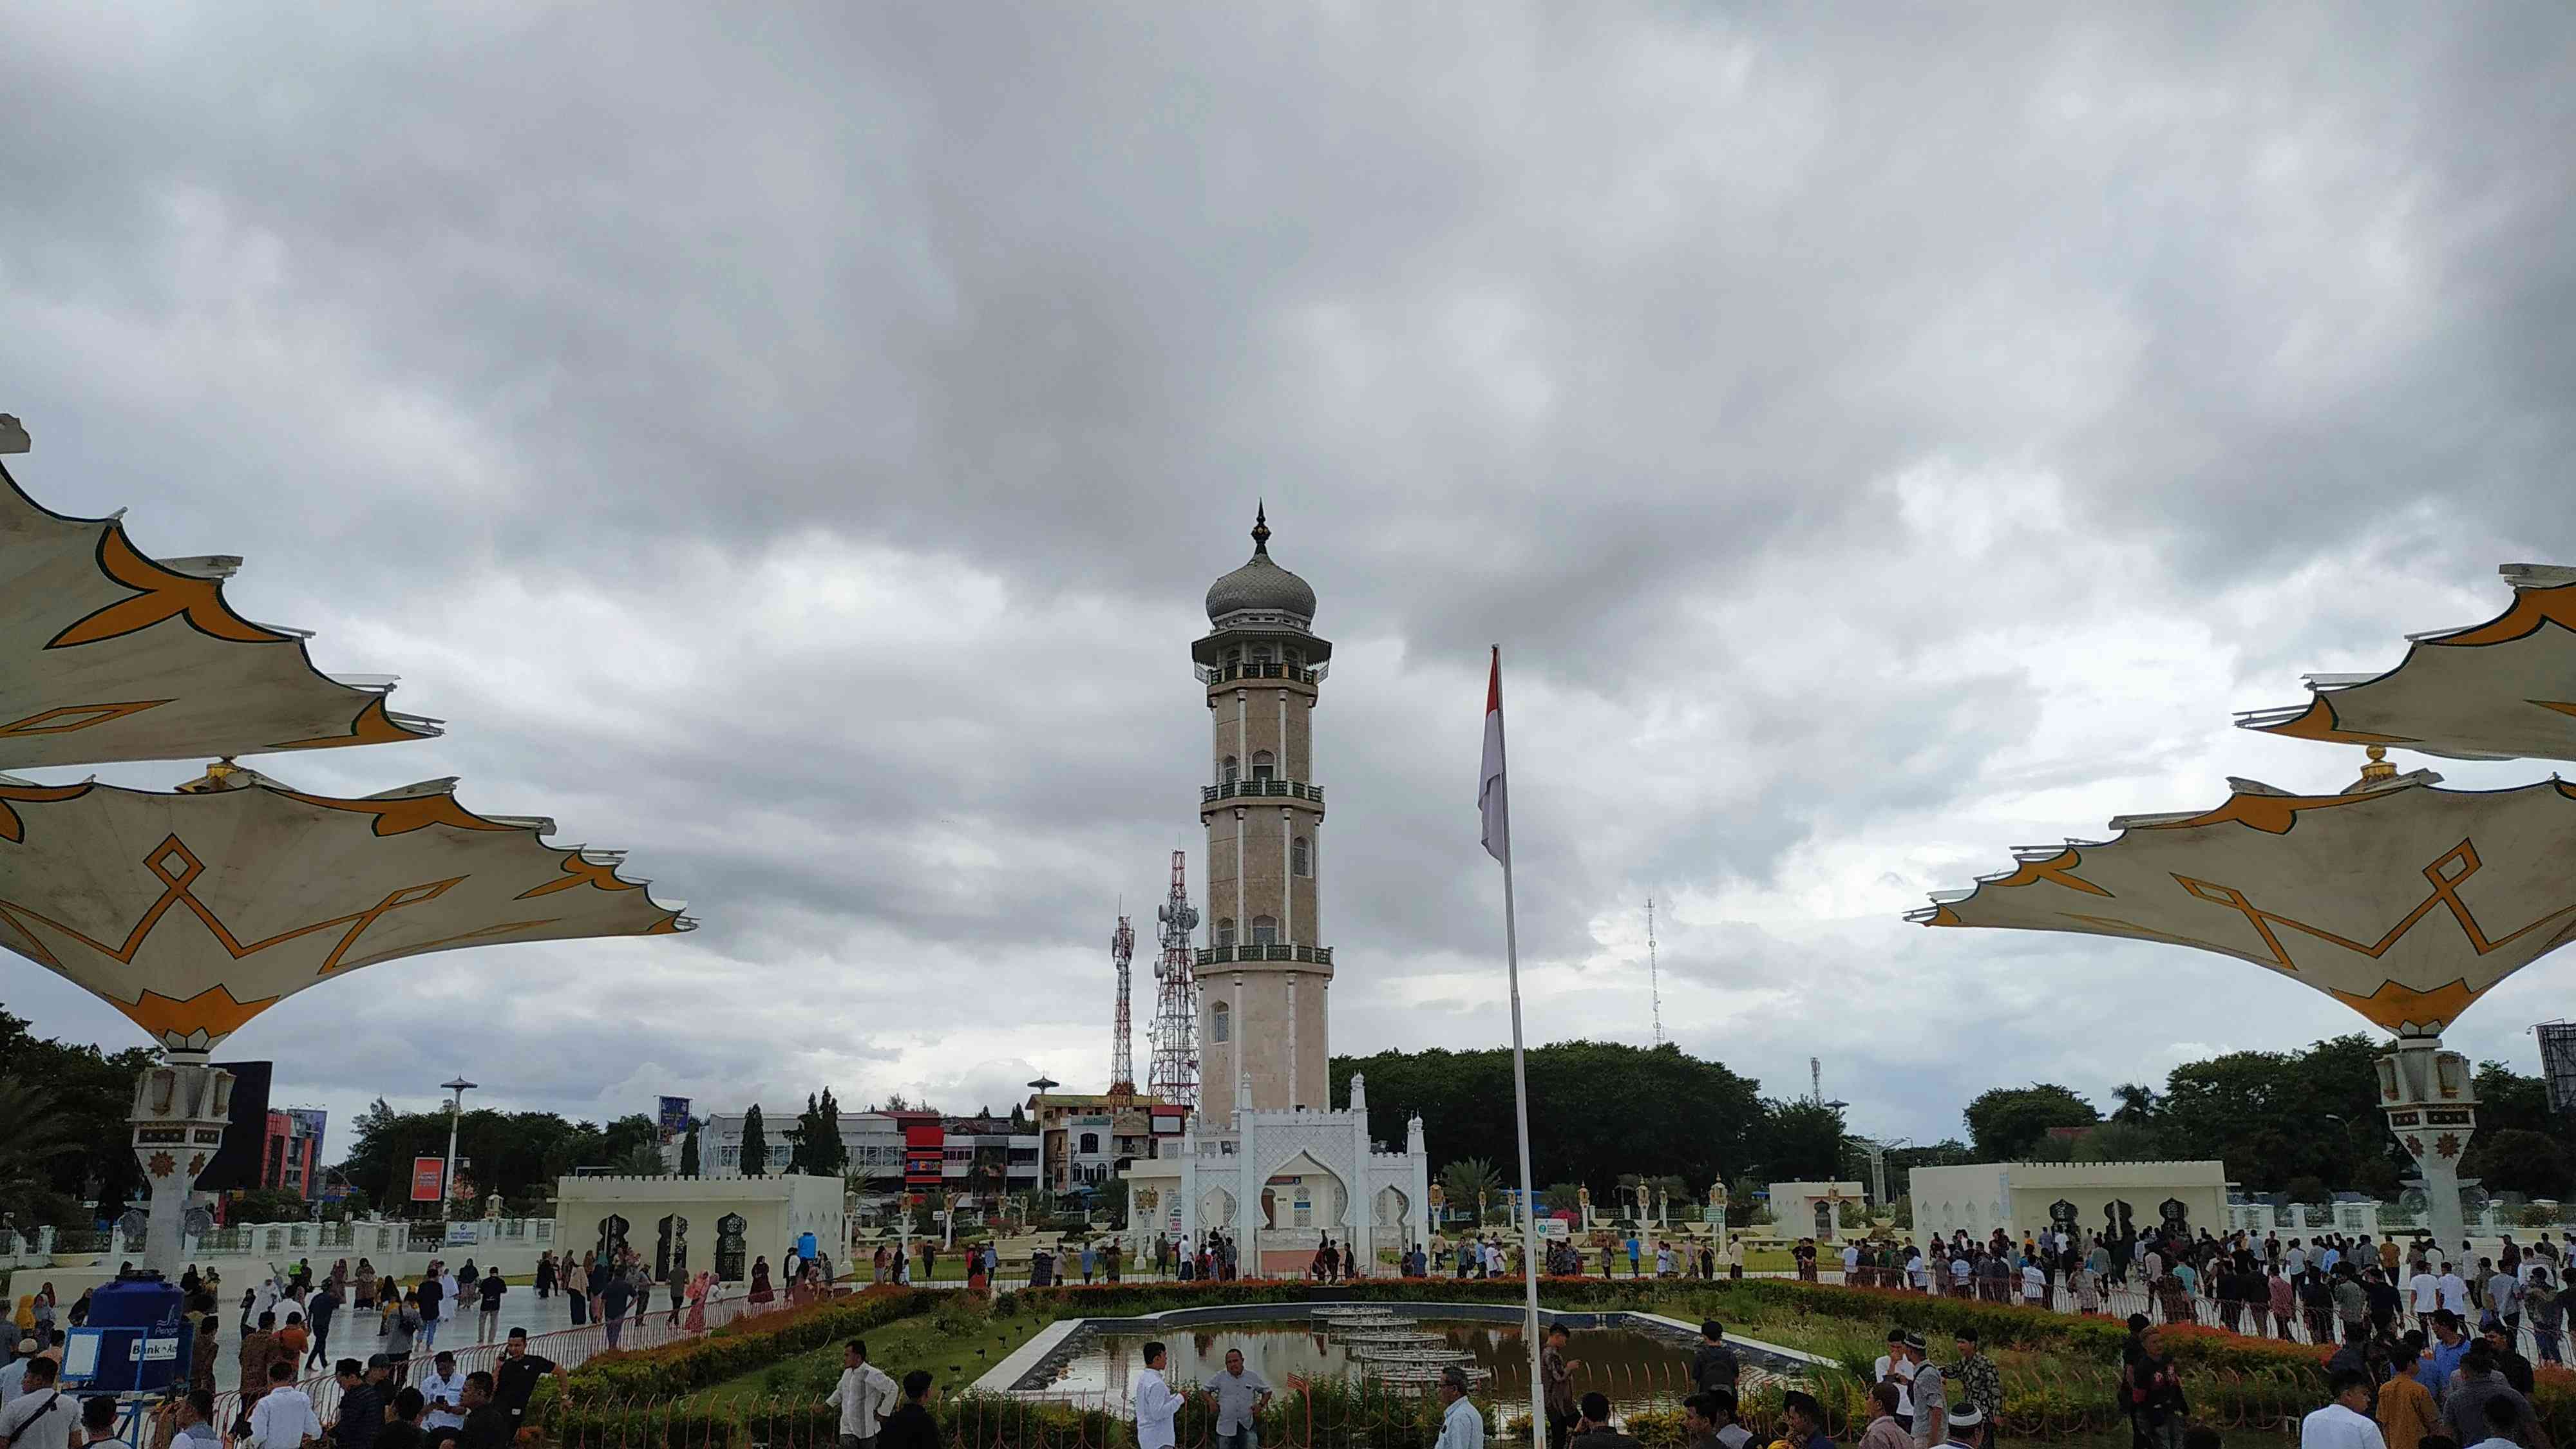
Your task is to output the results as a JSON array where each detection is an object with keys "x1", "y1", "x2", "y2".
[
  {"x1": 2465, "y1": 1129, "x2": 2573, "y2": 1200},
  {"x1": 2110, "y1": 1083, "x2": 2160, "y2": 1124},
  {"x1": 1442, "y1": 1157, "x2": 1504, "y2": 1224},
  {"x1": 1761, "y1": 1099, "x2": 1849, "y2": 1180},
  {"x1": 1962, "y1": 1084, "x2": 2099, "y2": 1159},
  {"x1": 2154, "y1": 1036, "x2": 2403, "y2": 1193},
  {"x1": 229, "y1": 1186, "x2": 309, "y2": 1224},
  {"x1": 0, "y1": 1007, "x2": 156, "y2": 1213},
  {"x1": 0, "y1": 1077, "x2": 88, "y2": 1227},
  {"x1": 741, "y1": 1104, "x2": 769, "y2": 1178},
  {"x1": 2071, "y1": 1121, "x2": 2167, "y2": 1162},
  {"x1": 1333, "y1": 1039, "x2": 1765, "y2": 1198},
  {"x1": 809, "y1": 1089, "x2": 848, "y2": 1175},
  {"x1": 611, "y1": 1142, "x2": 665, "y2": 1175},
  {"x1": 1542, "y1": 1182, "x2": 1584, "y2": 1213},
  {"x1": 679, "y1": 1123, "x2": 701, "y2": 1177}
]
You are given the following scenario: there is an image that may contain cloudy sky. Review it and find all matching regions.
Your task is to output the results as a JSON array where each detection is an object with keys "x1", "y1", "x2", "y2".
[{"x1": 6, "y1": 4, "x2": 2575, "y2": 1164}]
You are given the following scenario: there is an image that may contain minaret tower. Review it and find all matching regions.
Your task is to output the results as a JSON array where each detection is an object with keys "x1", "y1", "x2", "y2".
[{"x1": 1193, "y1": 504, "x2": 1332, "y2": 1130}]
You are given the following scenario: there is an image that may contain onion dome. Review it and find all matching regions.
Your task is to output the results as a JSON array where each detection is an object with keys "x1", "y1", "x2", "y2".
[{"x1": 1204, "y1": 504, "x2": 1316, "y2": 622}]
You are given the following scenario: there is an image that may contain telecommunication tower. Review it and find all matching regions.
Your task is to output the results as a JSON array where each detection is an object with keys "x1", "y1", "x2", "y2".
[
  {"x1": 1646, "y1": 896, "x2": 1664, "y2": 1046},
  {"x1": 1147, "y1": 850, "x2": 1202, "y2": 1110},
  {"x1": 1108, "y1": 913, "x2": 1137, "y2": 1101}
]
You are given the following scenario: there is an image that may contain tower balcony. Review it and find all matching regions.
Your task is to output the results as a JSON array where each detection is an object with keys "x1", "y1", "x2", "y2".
[
  {"x1": 1201, "y1": 779, "x2": 1325, "y2": 806},
  {"x1": 1196, "y1": 659, "x2": 1328, "y2": 686},
  {"x1": 1197, "y1": 943, "x2": 1334, "y2": 967}
]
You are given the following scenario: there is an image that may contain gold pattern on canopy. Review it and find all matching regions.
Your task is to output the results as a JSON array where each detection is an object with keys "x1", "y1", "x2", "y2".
[
  {"x1": 0, "y1": 768, "x2": 694, "y2": 1054},
  {"x1": 0, "y1": 457, "x2": 441, "y2": 770},
  {"x1": 2237, "y1": 564, "x2": 2576, "y2": 762},
  {"x1": 1911, "y1": 771, "x2": 2576, "y2": 1036}
]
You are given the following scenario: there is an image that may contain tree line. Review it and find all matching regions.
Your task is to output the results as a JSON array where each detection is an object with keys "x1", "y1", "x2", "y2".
[
  {"x1": 1329, "y1": 1038, "x2": 1849, "y2": 1202},
  {"x1": 1957, "y1": 1034, "x2": 2576, "y2": 1199}
]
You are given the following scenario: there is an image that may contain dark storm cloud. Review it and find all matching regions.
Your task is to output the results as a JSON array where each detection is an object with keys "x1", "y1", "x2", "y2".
[{"x1": 5, "y1": 3, "x2": 2575, "y2": 1144}]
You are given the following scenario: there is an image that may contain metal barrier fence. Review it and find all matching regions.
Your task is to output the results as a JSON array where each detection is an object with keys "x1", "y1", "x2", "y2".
[
  {"x1": 531, "y1": 1349, "x2": 2322, "y2": 1447},
  {"x1": 1830, "y1": 1264, "x2": 2570, "y2": 1362},
  {"x1": 207, "y1": 1284, "x2": 788, "y2": 1432}
]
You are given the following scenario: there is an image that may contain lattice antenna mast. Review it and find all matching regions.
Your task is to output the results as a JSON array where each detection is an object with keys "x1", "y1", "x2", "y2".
[
  {"x1": 1108, "y1": 913, "x2": 1137, "y2": 1098},
  {"x1": 1646, "y1": 896, "x2": 1664, "y2": 1046},
  {"x1": 1147, "y1": 850, "x2": 1202, "y2": 1109}
]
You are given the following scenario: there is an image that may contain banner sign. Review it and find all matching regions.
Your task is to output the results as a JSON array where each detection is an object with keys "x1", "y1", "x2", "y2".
[
  {"x1": 409, "y1": 1157, "x2": 445, "y2": 1202},
  {"x1": 657, "y1": 1095, "x2": 693, "y2": 1142}
]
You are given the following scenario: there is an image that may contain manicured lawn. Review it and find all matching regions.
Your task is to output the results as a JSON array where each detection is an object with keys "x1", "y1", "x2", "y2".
[{"x1": 699, "y1": 1299, "x2": 1060, "y2": 1404}]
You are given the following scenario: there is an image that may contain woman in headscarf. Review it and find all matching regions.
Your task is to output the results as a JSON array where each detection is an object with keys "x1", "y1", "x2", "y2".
[
  {"x1": 748, "y1": 1256, "x2": 774, "y2": 1305},
  {"x1": 684, "y1": 1270, "x2": 712, "y2": 1332}
]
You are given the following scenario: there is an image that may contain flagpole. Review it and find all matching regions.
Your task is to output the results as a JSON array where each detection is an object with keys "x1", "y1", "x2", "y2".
[
  {"x1": 1502, "y1": 845, "x2": 1548, "y2": 1446},
  {"x1": 1491, "y1": 648, "x2": 1548, "y2": 1448}
]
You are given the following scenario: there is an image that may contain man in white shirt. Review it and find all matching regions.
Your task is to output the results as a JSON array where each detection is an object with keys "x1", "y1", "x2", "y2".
[
  {"x1": 1841, "y1": 1244, "x2": 1861, "y2": 1280},
  {"x1": 2412, "y1": 1265, "x2": 2442, "y2": 1325},
  {"x1": 1434, "y1": 1367, "x2": 1484, "y2": 1449},
  {"x1": 0, "y1": 1339, "x2": 38, "y2": 1406},
  {"x1": 2439, "y1": 1264, "x2": 2472, "y2": 1318},
  {"x1": 1873, "y1": 1330, "x2": 1917, "y2": 1430},
  {"x1": 2300, "y1": 1370, "x2": 2384, "y2": 1449},
  {"x1": 826, "y1": 1338, "x2": 898, "y2": 1449},
  {"x1": 0, "y1": 1356, "x2": 71, "y2": 1449},
  {"x1": 245, "y1": 1362, "x2": 322, "y2": 1449},
  {"x1": 1203, "y1": 1347, "x2": 1273, "y2": 1449},
  {"x1": 2286, "y1": 1242, "x2": 2308, "y2": 1278},
  {"x1": 419, "y1": 1351, "x2": 468, "y2": 1437},
  {"x1": 1132, "y1": 1341, "x2": 1180, "y2": 1449}
]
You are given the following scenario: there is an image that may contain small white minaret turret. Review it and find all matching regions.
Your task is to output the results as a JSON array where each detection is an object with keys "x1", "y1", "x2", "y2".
[
  {"x1": 1406, "y1": 1112, "x2": 1426, "y2": 1154},
  {"x1": 1347, "y1": 1072, "x2": 1367, "y2": 1113}
]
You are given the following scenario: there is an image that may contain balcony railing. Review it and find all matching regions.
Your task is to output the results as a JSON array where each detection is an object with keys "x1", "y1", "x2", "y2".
[
  {"x1": 1195, "y1": 943, "x2": 1334, "y2": 967},
  {"x1": 1197, "y1": 661, "x2": 1325, "y2": 686},
  {"x1": 1201, "y1": 779, "x2": 1324, "y2": 804}
]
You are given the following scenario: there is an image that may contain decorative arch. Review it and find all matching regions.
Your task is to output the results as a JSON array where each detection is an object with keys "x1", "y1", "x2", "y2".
[
  {"x1": 1200, "y1": 1186, "x2": 1237, "y2": 1230},
  {"x1": 1255, "y1": 1148, "x2": 1351, "y2": 1231},
  {"x1": 1374, "y1": 1184, "x2": 1412, "y2": 1227}
]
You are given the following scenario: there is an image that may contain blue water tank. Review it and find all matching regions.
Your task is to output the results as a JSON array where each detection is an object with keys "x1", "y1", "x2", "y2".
[{"x1": 62, "y1": 1271, "x2": 189, "y2": 1394}]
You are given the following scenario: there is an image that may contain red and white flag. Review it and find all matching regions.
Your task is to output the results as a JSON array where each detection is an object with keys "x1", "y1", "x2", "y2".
[{"x1": 1479, "y1": 647, "x2": 1509, "y2": 867}]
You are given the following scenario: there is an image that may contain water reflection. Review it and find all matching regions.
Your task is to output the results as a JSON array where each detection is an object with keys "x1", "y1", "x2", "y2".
[{"x1": 1050, "y1": 1322, "x2": 1708, "y2": 1410}]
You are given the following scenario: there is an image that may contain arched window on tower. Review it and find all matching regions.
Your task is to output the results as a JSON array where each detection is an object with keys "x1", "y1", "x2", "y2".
[
  {"x1": 1215, "y1": 918, "x2": 1236, "y2": 947},
  {"x1": 1210, "y1": 1001, "x2": 1231, "y2": 1043},
  {"x1": 1250, "y1": 915, "x2": 1278, "y2": 945},
  {"x1": 1251, "y1": 750, "x2": 1274, "y2": 781},
  {"x1": 1221, "y1": 755, "x2": 1238, "y2": 786},
  {"x1": 1252, "y1": 644, "x2": 1274, "y2": 663},
  {"x1": 1292, "y1": 837, "x2": 1311, "y2": 876}
]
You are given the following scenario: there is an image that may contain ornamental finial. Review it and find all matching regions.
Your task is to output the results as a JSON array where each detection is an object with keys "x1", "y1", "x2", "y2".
[{"x1": 1251, "y1": 501, "x2": 1271, "y2": 556}]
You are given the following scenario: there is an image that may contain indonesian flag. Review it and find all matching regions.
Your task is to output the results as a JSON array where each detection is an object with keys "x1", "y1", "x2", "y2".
[{"x1": 1480, "y1": 647, "x2": 1509, "y2": 867}]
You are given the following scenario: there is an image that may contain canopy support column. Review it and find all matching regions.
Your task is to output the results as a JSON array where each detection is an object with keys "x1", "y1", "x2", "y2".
[
  {"x1": 2380, "y1": 1035, "x2": 2478, "y2": 1260},
  {"x1": 130, "y1": 1056, "x2": 234, "y2": 1279}
]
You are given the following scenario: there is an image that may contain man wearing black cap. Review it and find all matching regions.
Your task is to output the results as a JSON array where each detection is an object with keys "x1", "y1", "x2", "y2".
[
  {"x1": 491, "y1": 1329, "x2": 565, "y2": 1438},
  {"x1": 331, "y1": 1358, "x2": 384, "y2": 1448}
]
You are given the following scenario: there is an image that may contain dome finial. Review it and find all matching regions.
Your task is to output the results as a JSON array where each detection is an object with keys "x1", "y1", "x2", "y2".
[{"x1": 1251, "y1": 500, "x2": 1271, "y2": 556}]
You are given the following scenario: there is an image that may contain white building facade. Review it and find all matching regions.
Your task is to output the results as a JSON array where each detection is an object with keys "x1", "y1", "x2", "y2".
[{"x1": 1122, "y1": 510, "x2": 1432, "y2": 1274}]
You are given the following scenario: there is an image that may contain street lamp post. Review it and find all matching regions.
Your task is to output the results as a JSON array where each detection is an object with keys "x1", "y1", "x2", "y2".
[
  {"x1": 440, "y1": 1077, "x2": 477, "y2": 1225},
  {"x1": 1027, "y1": 1075, "x2": 1059, "y2": 1203}
]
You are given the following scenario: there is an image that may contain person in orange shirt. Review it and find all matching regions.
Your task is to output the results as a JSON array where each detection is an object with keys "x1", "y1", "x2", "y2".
[
  {"x1": 2377, "y1": 1331, "x2": 2444, "y2": 1449},
  {"x1": 276, "y1": 1310, "x2": 310, "y2": 1365}
]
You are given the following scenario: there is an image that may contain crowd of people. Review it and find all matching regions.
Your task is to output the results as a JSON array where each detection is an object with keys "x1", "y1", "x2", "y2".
[{"x1": 1830, "y1": 1226, "x2": 2570, "y2": 1359}]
